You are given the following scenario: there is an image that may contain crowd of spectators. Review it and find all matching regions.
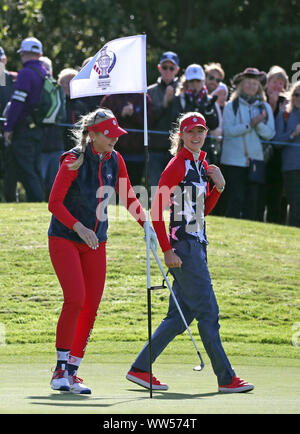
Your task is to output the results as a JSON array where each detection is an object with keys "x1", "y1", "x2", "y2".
[{"x1": 1, "y1": 37, "x2": 300, "y2": 228}]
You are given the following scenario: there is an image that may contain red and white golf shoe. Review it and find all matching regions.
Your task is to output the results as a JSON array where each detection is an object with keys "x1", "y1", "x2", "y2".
[
  {"x1": 50, "y1": 368, "x2": 70, "y2": 392},
  {"x1": 68, "y1": 375, "x2": 91, "y2": 394},
  {"x1": 126, "y1": 370, "x2": 168, "y2": 390},
  {"x1": 218, "y1": 376, "x2": 254, "y2": 393}
]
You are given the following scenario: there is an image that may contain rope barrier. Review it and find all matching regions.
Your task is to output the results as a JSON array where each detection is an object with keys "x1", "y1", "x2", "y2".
[{"x1": 1, "y1": 117, "x2": 300, "y2": 147}]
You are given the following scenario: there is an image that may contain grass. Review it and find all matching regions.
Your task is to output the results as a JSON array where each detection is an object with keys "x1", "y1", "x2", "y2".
[
  {"x1": 0, "y1": 203, "x2": 299, "y2": 356},
  {"x1": 0, "y1": 203, "x2": 300, "y2": 414},
  {"x1": 1, "y1": 356, "x2": 300, "y2": 414}
]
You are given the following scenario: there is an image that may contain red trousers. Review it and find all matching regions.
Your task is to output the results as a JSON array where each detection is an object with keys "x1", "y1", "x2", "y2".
[{"x1": 49, "y1": 236, "x2": 106, "y2": 358}]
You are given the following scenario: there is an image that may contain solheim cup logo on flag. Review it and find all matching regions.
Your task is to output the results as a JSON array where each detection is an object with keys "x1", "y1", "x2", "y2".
[{"x1": 93, "y1": 45, "x2": 117, "y2": 90}]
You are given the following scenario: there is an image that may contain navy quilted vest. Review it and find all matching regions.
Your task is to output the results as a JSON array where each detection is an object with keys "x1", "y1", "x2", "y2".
[{"x1": 48, "y1": 143, "x2": 119, "y2": 243}]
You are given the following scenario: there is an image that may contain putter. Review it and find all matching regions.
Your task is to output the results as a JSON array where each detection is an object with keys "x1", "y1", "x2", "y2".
[{"x1": 150, "y1": 246, "x2": 205, "y2": 371}]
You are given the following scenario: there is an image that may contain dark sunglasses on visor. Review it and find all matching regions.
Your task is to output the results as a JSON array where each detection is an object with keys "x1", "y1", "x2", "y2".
[{"x1": 93, "y1": 110, "x2": 107, "y2": 124}]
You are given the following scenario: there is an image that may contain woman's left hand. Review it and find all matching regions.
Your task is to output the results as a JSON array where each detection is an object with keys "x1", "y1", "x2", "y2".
[
  {"x1": 207, "y1": 165, "x2": 225, "y2": 190},
  {"x1": 73, "y1": 221, "x2": 99, "y2": 249}
]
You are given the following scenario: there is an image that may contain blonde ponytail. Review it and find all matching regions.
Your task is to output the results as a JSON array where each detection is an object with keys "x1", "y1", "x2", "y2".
[
  {"x1": 68, "y1": 127, "x2": 89, "y2": 170},
  {"x1": 169, "y1": 123, "x2": 184, "y2": 156}
]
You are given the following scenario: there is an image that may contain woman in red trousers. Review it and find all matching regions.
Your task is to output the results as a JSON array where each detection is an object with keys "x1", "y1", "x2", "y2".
[{"x1": 48, "y1": 108, "x2": 157, "y2": 394}]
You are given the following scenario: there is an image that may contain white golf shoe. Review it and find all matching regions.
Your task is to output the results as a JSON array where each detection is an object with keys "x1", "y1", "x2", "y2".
[
  {"x1": 69, "y1": 375, "x2": 91, "y2": 394},
  {"x1": 50, "y1": 368, "x2": 70, "y2": 392}
]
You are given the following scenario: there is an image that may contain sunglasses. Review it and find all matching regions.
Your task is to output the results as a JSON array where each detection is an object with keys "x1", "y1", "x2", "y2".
[
  {"x1": 93, "y1": 110, "x2": 107, "y2": 124},
  {"x1": 293, "y1": 92, "x2": 300, "y2": 97},
  {"x1": 207, "y1": 74, "x2": 222, "y2": 83},
  {"x1": 161, "y1": 65, "x2": 176, "y2": 71}
]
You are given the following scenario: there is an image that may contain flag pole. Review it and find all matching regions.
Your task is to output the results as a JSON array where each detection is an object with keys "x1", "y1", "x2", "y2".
[{"x1": 143, "y1": 91, "x2": 153, "y2": 398}]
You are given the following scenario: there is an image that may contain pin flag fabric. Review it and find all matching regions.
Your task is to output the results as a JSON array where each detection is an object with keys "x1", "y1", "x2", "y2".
[{"x1": 70, "y1": 35, "x2": 147, "y2": 99}]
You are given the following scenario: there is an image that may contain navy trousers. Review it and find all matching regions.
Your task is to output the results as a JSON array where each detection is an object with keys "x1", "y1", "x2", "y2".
[
  {"x1": 132, "y1": 239, "x2": 235, "y2": 385},
  {"x1": 11, "y1": 125, "x2": 44, "y2": 202}
]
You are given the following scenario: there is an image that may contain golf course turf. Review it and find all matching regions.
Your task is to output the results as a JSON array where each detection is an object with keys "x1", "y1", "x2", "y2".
[{"x1": 0, "y1": 203, "x2": 299, "y2": 414}]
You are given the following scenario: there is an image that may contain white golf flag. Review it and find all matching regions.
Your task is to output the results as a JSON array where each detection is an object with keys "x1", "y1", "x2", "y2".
[{"x1": 70, "y1": 34, "x2": 147, "y2": 99}]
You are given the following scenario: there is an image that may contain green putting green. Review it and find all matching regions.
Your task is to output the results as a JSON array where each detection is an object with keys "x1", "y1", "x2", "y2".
[{"x1": 1, "y1": 354, "x2": 299, "y2": 414}]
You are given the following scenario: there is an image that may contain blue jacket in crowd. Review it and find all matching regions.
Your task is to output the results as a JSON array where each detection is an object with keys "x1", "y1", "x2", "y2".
[{"x1": 273, "y1": 108, "x2": 300, "y2": 172}]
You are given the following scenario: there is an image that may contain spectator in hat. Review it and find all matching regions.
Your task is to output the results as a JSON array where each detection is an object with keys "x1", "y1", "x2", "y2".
[
  {"x1": 147, "y1": 51, "x2": 180, "y2": 187},
  {"x1": 220, "y1": 67, "x2": 275, "y2": 220},
  {"x1": 204, "y1": 62, "x2": 225, "y2": 95},
  {"x1": 257, "y1": 65, "x2": 290, "y2": 224},
  {"x1": 171, "y1": 63, "x2": 219, "y2": 163},
  {"x1": 3, "y1": 37, "x2": 47, "y2": 202},
  {"x1": 0, "y1": 45, "x2": 18, "y2": 202}
]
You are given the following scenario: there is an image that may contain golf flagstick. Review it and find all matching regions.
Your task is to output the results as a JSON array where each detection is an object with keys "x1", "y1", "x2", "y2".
[
  {"x1": 150, "y1": 245, "x2": 205, "y2": 371},
  {"x1": 143, "y1": 91, "x2": 153, "y2": 398}
]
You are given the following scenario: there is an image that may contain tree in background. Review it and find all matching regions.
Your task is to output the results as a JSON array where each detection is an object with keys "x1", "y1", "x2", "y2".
[{"x1": 1, "y1": 0, "x2": 300, "y2": 86}]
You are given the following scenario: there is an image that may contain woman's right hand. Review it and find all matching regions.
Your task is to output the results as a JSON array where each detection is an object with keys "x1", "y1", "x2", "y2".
[
  {"x1": 164, "y1": 249, "x2": 182, "y2": 268},
  {"x1": 73, "y1": 222, "x2": 99, "y2": 249},
  {"x1": 250, "y1": 111, "x2": 267, "y2": 128},
  {"x1": 163, "y1": 85, "x2": 175, "y2": 107}
]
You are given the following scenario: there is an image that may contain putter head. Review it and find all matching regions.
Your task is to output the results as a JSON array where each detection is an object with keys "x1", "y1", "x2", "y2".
[
  {"x1": 193, "y1": 364, "x2": 204, "y2": 372},
  {"x1": 194, "y1": 351, "x2": 205, "y2": 371}
]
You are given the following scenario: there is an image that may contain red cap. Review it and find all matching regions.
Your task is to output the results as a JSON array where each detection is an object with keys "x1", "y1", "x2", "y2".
[
  {"x1": 180, "y1": 115, "x2": 207, "y2": 133},
  {"x1": 88, "y1": 117, "x2": 128, "y2": 138}
]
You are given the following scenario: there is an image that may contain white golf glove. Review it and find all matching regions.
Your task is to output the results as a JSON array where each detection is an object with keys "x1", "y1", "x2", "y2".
[{"x1": 143, "y1": 221, "x2": 158, "y2": 251}]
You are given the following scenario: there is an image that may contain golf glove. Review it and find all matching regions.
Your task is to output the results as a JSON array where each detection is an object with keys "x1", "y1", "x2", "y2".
[{"x1": 143, "y1": 221, "x2": 158, "y2": 251}]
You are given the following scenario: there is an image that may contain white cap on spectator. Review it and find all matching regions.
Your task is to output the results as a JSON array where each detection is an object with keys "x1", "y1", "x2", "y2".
[
  {"x1": 17, "y1": 37, "x2": 43, "y2": 54},
  {"x1": 211, "y1": 82, "x2": 229, "y2": 98},
  {"x1": 185, "y1": 64, "x2": 205, "y2": 81}
]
